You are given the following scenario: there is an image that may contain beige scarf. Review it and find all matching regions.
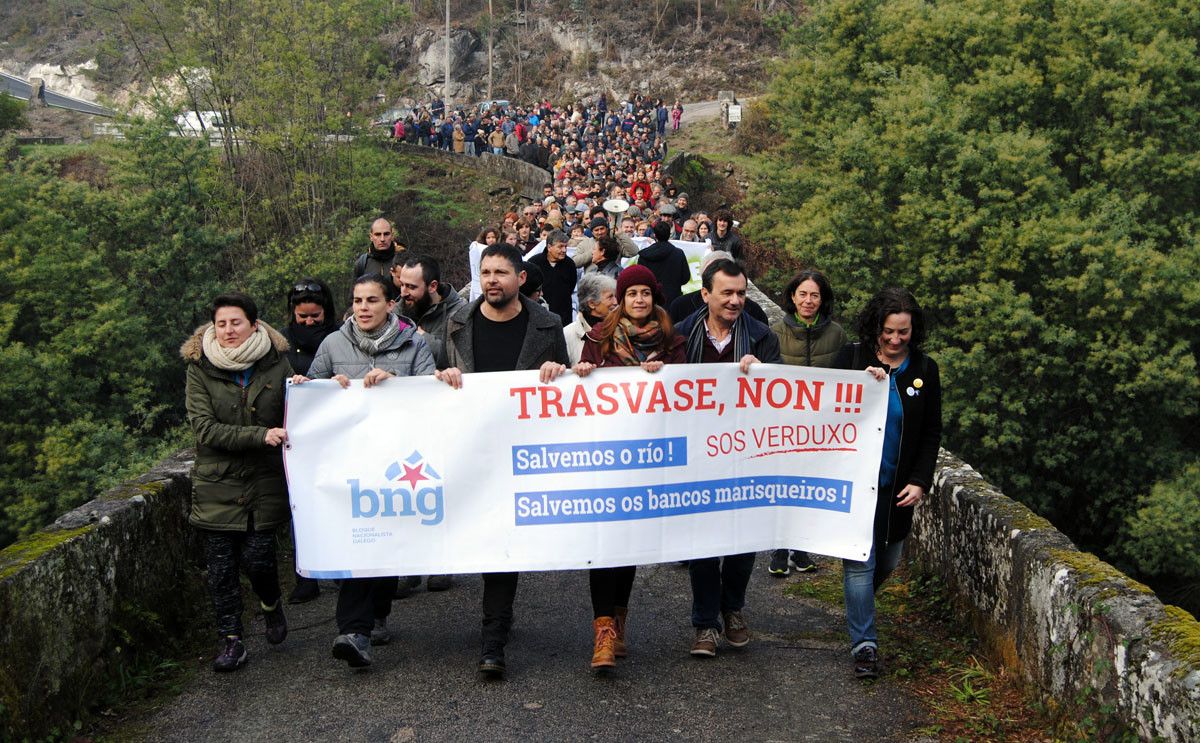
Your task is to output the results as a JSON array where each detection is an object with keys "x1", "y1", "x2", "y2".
[{"x1": 202, "y1": 321, "x2": 274, "y2": 371}]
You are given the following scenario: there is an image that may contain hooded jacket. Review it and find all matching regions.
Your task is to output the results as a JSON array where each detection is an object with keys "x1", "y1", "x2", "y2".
[
  {"x1": 636, "y1": 240, "x2": 691, "y2": 304},
  {"x1": 444, "y1": 295, "x2": 569, "y2": 372},
  {"x1": 181, "y1": 322, "x2": 293, "y2": 532},
  {"x1": 308, "y1": 316, "x2": 436, "y2": 380},
  {"x1": 771, "y1": 314, "x2": 848, "y2": 369}
]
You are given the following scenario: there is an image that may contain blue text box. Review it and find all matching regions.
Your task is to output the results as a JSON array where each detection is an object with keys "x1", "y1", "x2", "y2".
[{"x1": 511, "y1": 437, "x2": 687, "y2": 475}]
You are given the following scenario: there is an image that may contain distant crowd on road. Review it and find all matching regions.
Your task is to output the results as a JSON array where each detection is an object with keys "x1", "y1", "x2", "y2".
[
  {"x1": 183, "y1": 145, "x2": 941, "y2": 683},
  {"x1": 386, "y1": 93, "x2": 680, "y2": 184}
]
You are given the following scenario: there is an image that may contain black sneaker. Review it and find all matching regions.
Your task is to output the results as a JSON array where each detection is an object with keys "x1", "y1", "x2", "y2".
[
  {"x1": 212, "y1": 636, "x2": 247, "y2": 672},
  {"x1": 479, "y1": 649, "x2": 506, "y2": 677},
  {"x1": 767, "y1": 549, "x2": 790, "y2": 577},
  {"x1": 262, "y1": 601, "x2": 287, "y2": 645},
  {"x1": 394, "y1": 575, "x2": 421, "y2": 600},
  {"x1": 332, "y1": 633, "x2": 372, "y2": 668},
  {"x1": 427, "y1": 574, "x2": 453, "y2": 591},
  {"x1": 853, "y1": 645, "x2": 879, "y2": 679},
  {"x1": 370, "y1": 618, "x2": 392, "y2": 646},
  {"x1": 288, "y1": 577, "x2": 320, "y2": 604},
  {"x1": 790, "y1": 551, "x2": 817, "y2": 573}
]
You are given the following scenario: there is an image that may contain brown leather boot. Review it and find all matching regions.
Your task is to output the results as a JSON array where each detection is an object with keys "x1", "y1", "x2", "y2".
[
  {"x1": 613, "y1": 606, "x2": 628, "y2": 658},
  {"x1": 591, "y1": 616, "x2": 617, "y2": 670}
]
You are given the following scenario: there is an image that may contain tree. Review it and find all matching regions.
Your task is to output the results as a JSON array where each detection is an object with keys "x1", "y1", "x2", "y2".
[
  {"x1": 0, "y1": 93, "x2": 27, "y2": 132},
  {"x1": 747, "y1": 0, "x2": 1200, "y2": 564}
]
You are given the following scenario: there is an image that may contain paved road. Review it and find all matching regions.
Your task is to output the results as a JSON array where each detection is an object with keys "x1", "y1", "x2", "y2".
[
  {"x1": 123, "y1": 558, "x2": 923, "y2": 742},
  {"x1": 0, "y1": 70, "x2": 114, "y2": 117}
]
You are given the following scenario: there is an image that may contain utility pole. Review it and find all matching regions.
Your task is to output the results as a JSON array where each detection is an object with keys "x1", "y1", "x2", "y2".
[
  {"x1": 444, "y1": 0, "x2": 452, "y2": 110},
  {"x1": 487, "y1": 0, "x2": 494, "y2": 100}
]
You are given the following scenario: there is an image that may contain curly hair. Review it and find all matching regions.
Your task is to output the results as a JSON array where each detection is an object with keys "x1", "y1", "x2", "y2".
[
  {"x1": 782, "y1": 270, "x2": 834, "y2": 318},
  {"x1": 854, "y1": 287, "x2": 926, "y2": 354}
]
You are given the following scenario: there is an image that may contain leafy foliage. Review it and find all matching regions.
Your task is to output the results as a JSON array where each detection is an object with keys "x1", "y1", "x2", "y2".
[
  {"x1": 748, "y1": 0, "x2": 1200, "y2": 598},
  {"x1": 0, "y1": 94, "x2": 27, "y2": 133}
]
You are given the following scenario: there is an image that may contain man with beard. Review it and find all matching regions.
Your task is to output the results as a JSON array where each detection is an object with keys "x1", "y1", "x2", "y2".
[
  {"x1": 434, "y1": 243, "x2": 569, "y2": 678},
  {"x1": 393, "y1": 254, "x2": 465, "y2": 371}
]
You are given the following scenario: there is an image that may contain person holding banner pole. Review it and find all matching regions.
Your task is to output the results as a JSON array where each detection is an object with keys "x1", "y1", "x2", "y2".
[
  {"x1": 765, "y1": 270, "x2": 850, "y2": 578},
  {"x1": 573, "y1": 265, "x2": 686, "y2": 671},
  {"x1": 434, "y1": 243, "x2": 571, "y2": 678},
  {"x1": 292, "y1": 274, "x2": 436, "y2": 669},
  {"x1": 834, "y1": 287, "x2": 942, "y2": 679},
  {"x1": 181, "y1": 292, "x2": 293, "y2": 672},
  {"x1": 676, "y1": 259, "x2": 782, "y2": 657}
]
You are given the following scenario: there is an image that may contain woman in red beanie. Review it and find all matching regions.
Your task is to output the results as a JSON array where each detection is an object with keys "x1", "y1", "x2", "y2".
[{"x1": 572, "y1": 264, "x2": 686, "y2": 672}]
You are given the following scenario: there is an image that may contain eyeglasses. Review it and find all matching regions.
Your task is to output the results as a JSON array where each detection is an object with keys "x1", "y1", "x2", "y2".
[{"x1": 292, "y1": 282, "x2": 323, "y2": 293}]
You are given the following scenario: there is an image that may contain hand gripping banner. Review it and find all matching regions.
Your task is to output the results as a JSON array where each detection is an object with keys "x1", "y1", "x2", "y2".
[{"x1": 283, "y1": 363, "x2": 887, "y2": 578}]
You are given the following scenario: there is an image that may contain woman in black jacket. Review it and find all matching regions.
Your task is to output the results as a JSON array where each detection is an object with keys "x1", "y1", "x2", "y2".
[
  {"x1": 835, "y1": 287, "x2": 942, "y2": 680},
  {"x1": 280, "y1": 278, "x2": 338, "y2": 604}
]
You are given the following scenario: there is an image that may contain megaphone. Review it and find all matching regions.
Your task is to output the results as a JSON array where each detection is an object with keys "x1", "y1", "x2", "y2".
[{"x1": 602, "y1": 198, "x2": 630, "y2": 226}]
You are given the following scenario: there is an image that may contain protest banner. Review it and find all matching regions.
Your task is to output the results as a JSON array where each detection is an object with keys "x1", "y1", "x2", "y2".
[{"x1": 284, "y1": 363, "x2": 887, "y2": 577}]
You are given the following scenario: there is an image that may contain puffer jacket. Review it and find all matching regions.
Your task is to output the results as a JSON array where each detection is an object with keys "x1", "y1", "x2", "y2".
[
  {"x1": 771, "y1": 314, "x2": 848, "y2": 369},
  {"x1": 181, "y1": 322, "x2": 293, "y2": 532},
  {"x1": 308, "y1": 315, "x2": 436, "y2": 380}
]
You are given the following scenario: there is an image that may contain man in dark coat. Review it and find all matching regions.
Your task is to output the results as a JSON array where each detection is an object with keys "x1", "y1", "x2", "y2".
[
  {"x1": 675, "y1": 259, "x2": 781, "y2": 658},
  {"x1": 434, "y1": 243, "x2": 570, "y2": 678},
  {"x1": 637, "y1": 219, "x2": 692, "y2": 305}
]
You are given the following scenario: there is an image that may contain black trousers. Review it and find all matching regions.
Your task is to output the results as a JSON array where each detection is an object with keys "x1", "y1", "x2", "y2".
[
  {"x1": 202, "y1": 526, "x2": 281, "y2": 638},
  {"x1": 481, "y1": 572, "x2": 519, "y2": 652},
  {"x1": 335, "y1": 577, "x2": 398, "y2": 635},
  {"x1": 589, "y1": 565, "x2": 636, "y2": 618}
]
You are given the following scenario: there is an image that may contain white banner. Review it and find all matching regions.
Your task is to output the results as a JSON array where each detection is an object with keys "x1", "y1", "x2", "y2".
[{"x1": 284, "y1": 364, "x2": 886, "y2": 577}]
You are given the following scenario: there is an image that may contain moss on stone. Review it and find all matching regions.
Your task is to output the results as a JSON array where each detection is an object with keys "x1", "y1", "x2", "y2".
[
  {"x1": 1049, "y1": 548, "x2": 1155, "y2": 595},
  {"x1": 1151, "y1": 605, "x2": 1200, "y2": 673},
  {"x1": 0, "y1": 526, "x2": 93, "y2": 582}
]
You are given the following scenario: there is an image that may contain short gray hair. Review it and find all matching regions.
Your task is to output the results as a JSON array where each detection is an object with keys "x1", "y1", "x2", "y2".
[
  {"x1": 701, "y1": 250, "x2": 734, "y2": 271},
  {"x1": 577, "y1": 273, "x2": 616, "y2": 312}
]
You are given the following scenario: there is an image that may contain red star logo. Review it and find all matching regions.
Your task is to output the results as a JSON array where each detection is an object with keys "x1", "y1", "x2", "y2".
[{"x1": 398, "y1": 462, "x2": 428, "y2": 490}]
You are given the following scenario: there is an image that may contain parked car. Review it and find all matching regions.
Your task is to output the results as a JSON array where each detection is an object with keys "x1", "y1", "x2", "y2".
[{"x1": 477, "y1": 99, "x2": 510, "y2": 115}]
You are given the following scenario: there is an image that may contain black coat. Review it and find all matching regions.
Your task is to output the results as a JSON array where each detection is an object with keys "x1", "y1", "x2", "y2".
[{"x1": 835, "y1": 343, "x2": 942, "y2": 546}]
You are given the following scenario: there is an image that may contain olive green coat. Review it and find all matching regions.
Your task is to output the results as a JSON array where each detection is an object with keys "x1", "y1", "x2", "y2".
[
  {"x1": 181, "y1": 323, "x2": 293, "y2": 532},
  {"x1": 770, "y1": 314, "x2": 848, "y2": 369}
]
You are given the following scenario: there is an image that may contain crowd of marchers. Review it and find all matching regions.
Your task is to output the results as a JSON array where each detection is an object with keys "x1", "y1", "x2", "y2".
[{"x1": 182, "y1": 108, "x2": 941, "y2": 681}]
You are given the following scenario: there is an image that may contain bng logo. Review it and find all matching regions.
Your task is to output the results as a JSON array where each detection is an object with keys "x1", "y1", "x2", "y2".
[{"x1": 348, "y1": 450, "x2": 444, "y2": 525}]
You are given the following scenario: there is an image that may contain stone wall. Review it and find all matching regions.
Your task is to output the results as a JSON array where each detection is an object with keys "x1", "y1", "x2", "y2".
[
  {"x1": 910, "y1": 451, "x2": 1200, "y2": 741},
  {"x1": 385, "y1": 140, "x2": 550, "y2": 203},
  {"x1": 0, "y1": 451, "x2": 201, "y2": 739}
]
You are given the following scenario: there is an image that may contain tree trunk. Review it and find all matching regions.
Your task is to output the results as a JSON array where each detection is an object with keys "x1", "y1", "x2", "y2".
[{"x1": 487, "y1": 0, "x2": 494, "y2": 100}]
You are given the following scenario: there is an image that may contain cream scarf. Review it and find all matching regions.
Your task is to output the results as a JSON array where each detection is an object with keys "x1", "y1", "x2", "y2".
[{"x1": 202, "y1": 321, "x2": 274, "y2": 371}]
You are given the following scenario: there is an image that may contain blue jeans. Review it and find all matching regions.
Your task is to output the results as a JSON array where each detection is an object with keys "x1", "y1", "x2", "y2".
[
  {"x1": 689, "y1": 553, "x2": 755, "y2": 630},
  {"x1": 843, "y1": 540, "x2": 904, "y2": 653}
]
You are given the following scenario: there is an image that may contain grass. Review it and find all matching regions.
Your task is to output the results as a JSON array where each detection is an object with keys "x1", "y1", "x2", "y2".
[{"x1": 784, "y1": 558, "x2": 1135, "y2": 742}]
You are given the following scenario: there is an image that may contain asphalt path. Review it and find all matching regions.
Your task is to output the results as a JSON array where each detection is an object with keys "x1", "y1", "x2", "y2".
[{"x1": 124, "y1": 558, "x2": 923, "y2": 742}]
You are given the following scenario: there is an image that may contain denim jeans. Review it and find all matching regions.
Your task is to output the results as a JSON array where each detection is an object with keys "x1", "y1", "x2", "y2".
[
  {"x1": 843, "y1": 540, "x2": 905, "y2": 653},
  {"x1": 688, "y1": 553, "x2": 755, "y2": 630}
]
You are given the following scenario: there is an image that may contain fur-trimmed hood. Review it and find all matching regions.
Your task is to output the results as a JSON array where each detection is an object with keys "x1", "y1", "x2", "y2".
[{"x1": 180, "y1": 321, "x2": 290, "y2": 363}]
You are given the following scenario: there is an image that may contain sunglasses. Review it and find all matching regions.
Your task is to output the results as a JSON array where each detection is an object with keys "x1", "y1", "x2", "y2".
[{"x1": 292, "y1": 282, "x2": 323, "y2": 293}]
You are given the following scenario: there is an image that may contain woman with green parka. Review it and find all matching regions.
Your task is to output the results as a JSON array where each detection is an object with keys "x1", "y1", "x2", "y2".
[
  {"x1": 767, "y1": 269, "x2": 849, "y2": 576},
  {"x1": 181, "y1": 292, "x2": 293, "y2": 672}
]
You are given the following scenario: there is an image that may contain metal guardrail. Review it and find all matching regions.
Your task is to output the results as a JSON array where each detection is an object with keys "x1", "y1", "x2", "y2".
[{"x1": 0, "y1": 70, "x2": 115, "y2": 117}]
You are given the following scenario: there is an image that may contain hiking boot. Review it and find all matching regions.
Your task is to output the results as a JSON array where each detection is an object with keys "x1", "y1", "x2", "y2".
[
  {"x1": 212, "y1": 636, "x2": 247, "y2": 672},
  {"x1": 690, "y1": 627, "x2": 719, "y2": 658},
  {"x1": 479, "y1": 649, "x2": 506, "y2": 677},
  {"x1": 768, "y1": 549, "x2": 790, "y2": 577},
  {"x1": 332, "y1": 633, "x2": 372, "y2": 668},
  {"x1": 262, "y1": 601, "x2": 287, "y2": 645},
  {"x1": 723, "y1": 610, "x2": 750, "y2": 648},
  {"x1": 287, "y1": 576, "x2": 320, "y2": 604},
  {"x1": 370, "y1": 618, "x2": 392, "y2": 646},
  {"x1": 427, "y1": 574, "x2": 453, "y2": 592},
  {"x1": 790, "y1": 551, "x2": 817, "y2": 573},
  {"x1": 591, "y1": 617, "x2": 617, "y2": 670},
  {"x1": 613, "y1": 606, "x2": 628, "y2": 658},
  {"x1": 853, "y1": 645, "x2": 879, "y2": 679}
]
